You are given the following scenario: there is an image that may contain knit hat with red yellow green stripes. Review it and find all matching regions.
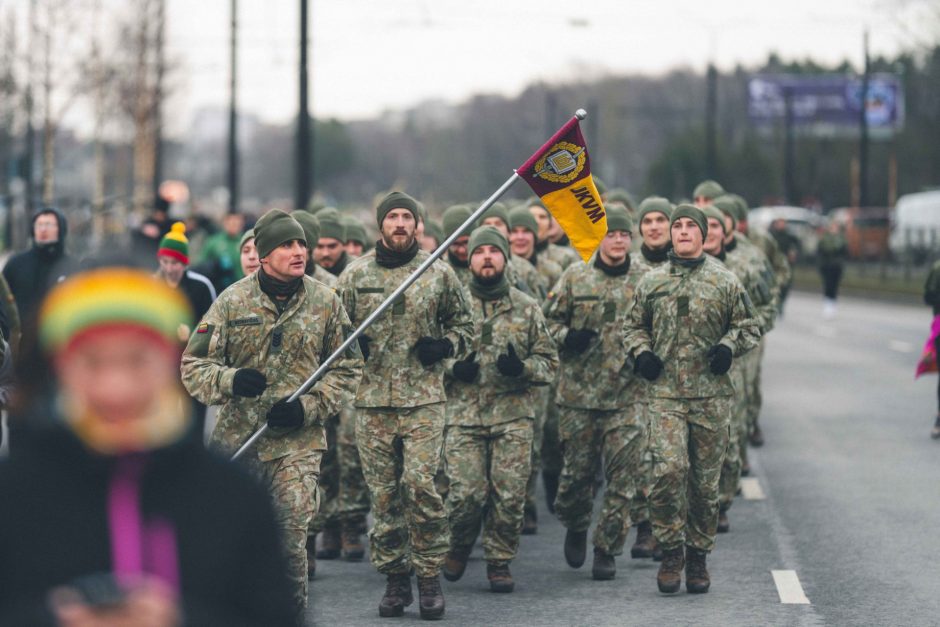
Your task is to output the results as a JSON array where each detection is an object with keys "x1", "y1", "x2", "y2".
[{"x1": 157, "y1": 222, "x2": 190, "y2": 265}]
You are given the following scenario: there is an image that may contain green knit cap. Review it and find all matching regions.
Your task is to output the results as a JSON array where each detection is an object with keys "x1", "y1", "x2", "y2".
[
  {"x1": 701, "y1": 205, "x2": 728, "y2": 235},
  {"x1": 594, "y1": 176, "x2": 608, "y2": 196},
  {"x1": 443, "y1": 205, "x2": 474, "y2": 239},
  {"x1": 605, "y1": 188, "x2": 636, "y2": 211},
  {"x1": 424, "y1": 220, "x2": 444, "y2": 246},
  {"x1": 693, "y1": 179, "x2": 725, "y2": 201},
  {"x1": 376, "y1": 191, "x2": 419, "y2": 228},
  {"x1": 478, "y1": 201, "x2": 510, "y2": 230},
  {"x1": 157, "y1": 221, "x2": 190, "y2": 265},
  {"x1": 239, "y1": 228, "x2": 255, "y2": 250},
  {"x1": 671, "y1": 204, "x2": 708, "y2": 240},
  {"x1": 316, "y1": 206, "x2": 341, "y2": 221},
  {"x1": 254, "y1": 209, "x2": 306, "y2": 259},
  {"x1": 318, "y1": 215, "x2": 346, "y2": 243},
  {"x1": 415, "y1": 201, "x2": 428, "y2": 225},
  {"x1": 711, "y1": 195, "x2": 739, "y2": 230},
  {"x1": 725, "y1": 193, "x2": 749, "y2": 223},
  {"x1": 509, "y1": 206, "x2": 539, "y2": 235},
  {"x1": 637, "y1": 196, "x2": 673, "y2": 231},
  {"x1": 606, "y1": 205, "x2": 633, "y2": 233},
  {"x1": 290, "y1": 210, "x2": 320, "y2": 250},
  {"x1": 469, "y1": 225, "x2": 510, "y2": 262},
  {"x1": 341, "y1": 215, "x2": 367, "y2": 244}
]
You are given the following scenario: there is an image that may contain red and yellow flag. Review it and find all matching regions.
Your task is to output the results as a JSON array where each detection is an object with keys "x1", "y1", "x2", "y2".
[{"x1": 517, "y1": 114, "x2": 607, "y2": 262}]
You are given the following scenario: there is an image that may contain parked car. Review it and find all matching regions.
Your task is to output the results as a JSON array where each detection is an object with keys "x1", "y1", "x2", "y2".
[
  {"x1": 829, "y1": 207, "x2": 891, "y2": 260},
  {"x1": 749, "y1": 206, "x2": 826, "y2": 259},
  {"x1": 889, "y1": 190, "x2": 940, "y2": 263}
]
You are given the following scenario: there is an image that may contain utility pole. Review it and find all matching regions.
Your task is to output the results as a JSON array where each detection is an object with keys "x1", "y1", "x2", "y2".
[
  {"x1": 152, "y1": 0, "x2": 165, "y2": 205},
  {"x1": 705, "y1": 63, "x2": 718, "y2": 179},
  {"x1": 295, "y1": 0, "x2": 311, "y2": 210},
  {"x1": 23, "y1": 0, "x2": 36, "y2": 219},
  {"x1": 227, "y1": 0, "x2": 238, "y2": 214},
  {"x1": 858, "y1": 29, "x2": 870, "y2": 208}
]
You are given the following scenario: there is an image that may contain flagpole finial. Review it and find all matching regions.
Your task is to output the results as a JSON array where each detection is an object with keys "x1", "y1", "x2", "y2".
[{"x1": 575, "y1": 109, "x2": 587, "y2": 120}]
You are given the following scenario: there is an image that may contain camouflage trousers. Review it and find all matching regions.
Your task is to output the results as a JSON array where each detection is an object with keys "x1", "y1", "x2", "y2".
[
  {"x1": 746, "y1": 339, "x2": 766, "y2": 432},
  {"x1": 252, "y1": 450, "x2": 321, "y2": 618},
  {"x1": 356, "y1": 404, "x2": 449, "y2": 577},
  {"x1": 444, "y1": 418, "x2": 533, "y2": 564},
  {"x1": 719, "y1": 361, "x2": 750, "y2": 509},
  {"x1": 648, "y1": 396, "x2": 731, "y2": 553},
  {"x1": 337, "y1": 403, "x2": 370, "y2": 530},
  {"x1": 310, "y1": 414, "x2": 340, "y2": 535},
  {"x1": 525, "y1": 387, "x2": 549, "y2": 515},
  {"x1": 555, "y1": 404, "x2": 645, "y2": 555},
  {"x1": 629, "y1": 402, "x2": 653, "y2": 526}
]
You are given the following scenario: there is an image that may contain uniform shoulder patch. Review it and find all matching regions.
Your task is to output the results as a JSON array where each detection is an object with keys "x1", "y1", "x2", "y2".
[
  {"x1": 189, "y1": 323, "x2": 215, "y2": 357},
  {"x1": 196, "y1": 322, "x2": 210, "y2": 334}
]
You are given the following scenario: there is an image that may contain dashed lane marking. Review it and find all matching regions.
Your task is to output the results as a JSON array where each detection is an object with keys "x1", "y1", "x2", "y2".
[
  {"x1": 889, "y1": 340, "x2": 913, "y2": 353},
  {"x1": 772, "y1": 570, "x2": 811, "y2": 604},
  {"x1": 740, "y1": 477, "x2": 766, "y2": 500}
]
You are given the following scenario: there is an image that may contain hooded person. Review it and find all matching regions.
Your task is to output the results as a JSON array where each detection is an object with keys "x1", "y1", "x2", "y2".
[
  {"x1": 3, "y1": 207, "x2": 72, "y2": 328},
  {"x1": 0, "y1": 266, "x2": 297, "y2": 627}
]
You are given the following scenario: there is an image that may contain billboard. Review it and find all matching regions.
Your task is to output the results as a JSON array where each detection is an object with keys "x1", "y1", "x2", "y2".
[{"x1": 748, "y1": 73, "x2": 904, "y2": 138}]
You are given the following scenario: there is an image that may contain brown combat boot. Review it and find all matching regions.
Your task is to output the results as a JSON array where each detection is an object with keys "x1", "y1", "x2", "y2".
[
  {"x1": 631, "y1": 520, "x2": 656, "y2": 559},
  {"x1": 591, "y1": 547, "x2": 616, "y2": 580},
  {"x1": 717, "y1": 509, "x2": 730, "y2": 534},
  {"x1": 417, "y1": 575, "x2": 445, "y2": 620},
  {"x1": 442, "y1": 545, "x2": 471, "y2": 582},
  {"x1": 564, "y1": 529, "x2": 587, "y2": 568},
  {"x1": 378, "y1": 572, "x2": 413, "y2": 618},
  {"x1": 685, "y1": 546, "x2": 711, "y2": 593},
  {"x1": 316, "y1": 524, "x2": 341, "y2": 560},
  {"x1": 656, "y1": 547, "x2": 684, "y2": 593},
  {"x1": 522, "y1": 507, "x2": 538, "y2": 535},
  {"x1": 306, "y1": 538, "x2": 316, "y2": 580},
  {"x1": 341, "y1": 523, "x2": 365, "y2": 561},
  {"x1": 486, "y1": 562, "x2": 515, "y2": 593}
]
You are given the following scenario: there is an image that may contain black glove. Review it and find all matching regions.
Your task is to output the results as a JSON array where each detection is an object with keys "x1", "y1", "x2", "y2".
[
  {"x1": 706, "y1": 344, "x2": 733, "y2": 375},
  {"x1": 452, "y1": 351, "x2": 480, "y2": 383},
  {"x1": 496, "y1": 343, "x2": 525, "y2": 377},
  {"x1": 266, "y1": 397, "x2": 305, "y2": 430},
  {"x1": 634, "y1": 351, "x2": 663, "y2": 381},
  {"x1": 232, "y1": 368, "x2": 267, "y2": 397},
  {"x1": 358, "y1": 334, "x2": 372, "y2": 361},
  {"x1": 563, "y1": 328, "x2": 598, "y2": 354},
  {"x1": 414, "y1": 336, "x2": 453, "y2": 366}
]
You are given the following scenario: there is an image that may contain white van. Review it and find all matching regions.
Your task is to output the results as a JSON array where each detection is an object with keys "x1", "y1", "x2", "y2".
[{"x1": 889, "y1": 190, "x2": 940, "y2": 259}]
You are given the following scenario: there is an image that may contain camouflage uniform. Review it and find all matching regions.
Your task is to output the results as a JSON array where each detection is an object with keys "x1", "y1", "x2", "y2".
[
  {"x1": 539, "y1": 241, "x2": 581, "y2": 270},
  {"x1": 544, "y1": 256, "x2": 645, "y2": 555},
  {"x1": 335, "y1": 248, "x2": 474, "y2": 577},
  {"x1": 181, "y1": 272, "x2": 362, "y2": 615},
  {"x1": 623, "y1": 254, "x2": 760, "y2": 552},
  {"x1": 444, "y1": 286, "x2": 557, "y2": 564},
  {"x1": 510, "y1": 254, "x2": 544, "y2": 299}
]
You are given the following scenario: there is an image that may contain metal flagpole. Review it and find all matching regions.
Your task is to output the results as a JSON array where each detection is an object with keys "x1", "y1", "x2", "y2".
[{"x1": 231, "y1": 109, "x2": 587, "y2": 461}]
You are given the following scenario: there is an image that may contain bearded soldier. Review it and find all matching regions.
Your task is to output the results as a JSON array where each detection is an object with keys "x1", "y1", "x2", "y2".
[
  {"x1": 181, "y1": 209, "x2": 362, "y2": 622},
  {"x1": 476, "y1": 203, "x2": 543, "y2": 299},
  {"x1": 623, "y1": 205, "x2": 760, "y2": 595},
  {"x1": 335, "y1": 191, "x2": 474, "y2": 620}
]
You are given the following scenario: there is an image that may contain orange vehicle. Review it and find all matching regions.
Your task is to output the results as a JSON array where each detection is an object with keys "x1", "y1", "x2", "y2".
[{"x1": 829, "y1": 207, "x2": 891, "y2": 260}]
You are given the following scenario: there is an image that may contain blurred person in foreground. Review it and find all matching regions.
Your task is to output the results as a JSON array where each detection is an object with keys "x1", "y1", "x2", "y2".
[{"x1": 0, "y1": 266, "x2": 295, "y2": 626}]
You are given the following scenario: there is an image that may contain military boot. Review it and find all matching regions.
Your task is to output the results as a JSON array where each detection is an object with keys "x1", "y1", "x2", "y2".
[
  {"x1": 685, "y1": 546, "x2": 711, "y2": 593},
  {"x1": 656, "y1": 547, "x2": 684, "y2": 593},
  {"x1": 564, "y1": 529, "x2": 587, "y2": 568},
  {"x1": 630, "y1": 520, "x2": 655, "y2": 559},
  {"x1": 543, "y1": 472, "x2": 560, "y2": 514},
  {"x1": 749, "y1": 425, "x2": 765, "y2": 447},
  {"x1": 417, "y1": 575, "x2": 445, "y2": 620},
  {"x1": 522, "y1": 506, "x2": 538, "y2": 535},
  {"x1": 306, "y1": 539, "x2": 316, "y2": 580},
  {"x1": 378, "y1": 573, "x2": 413, "y2": 618},
  {"x1": 341, "y1": 522, "x2": 365, "y2": 561},
  {"x1": 717, "y1": 509, "x2": 730, "y2": 533},
  {"x1": 591, "y1": 547, "x2": 616, "y2": 580},
  {"x1": 487, "y1": 562, "x2": 515, "y2": 593},
  {"x1": 442, "y1": 545, "x2": 471, "y2": 582},
  {"x1": 316, "y1": 524, "x2": 342, "y2": 560}
]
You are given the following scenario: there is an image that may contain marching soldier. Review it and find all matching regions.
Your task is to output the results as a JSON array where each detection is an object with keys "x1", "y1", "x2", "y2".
[
  {"x1": 623, "y1": 205, "x2": 760, "y2": 595},
  {"x1": 527, "y1": 199, "x2": 580, "y2": 269},
  {"x1": 335, "y1": 191, "x2": 475, "y2": 620},
  {"x1": 314, "y1": 212, "x2": 350, "y2": 278},
  {"x1": 181, "y1": 209, "x2": 362, "y2": 622},
  {"x1": 476, "y1": 203, "x2": 543, "y2": 299},
  {"x1": 441, "y1": 226, "x2": 557, "y2": 592}
]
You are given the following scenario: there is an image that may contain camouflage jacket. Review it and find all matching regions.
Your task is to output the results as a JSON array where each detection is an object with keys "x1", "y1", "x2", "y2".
[
  {"x1": 528, "y1": 254, "x2": 564, "y2": 300},
  {"x1": 180, "y1": 273, "x2": 362, "y2": 462},
  {"x1": 747, "y1": 229, "x2": 791, "y2": 293},
  {"x1": 509, "y1": 255, "x2": 543, "y2": 299},
  {"x1": 630, "y1": 246, "x2": 669, "y2": 281},
  {"x1": 336, "y1": 248, "x2": 475, "y2": 408},
  {"x1": 444, "y1": 286, "x2": 558, "y2": 426},
  {"x1": 544, "y1": 256, "x2": 643, "y2": 410},
  {"x1": 313, "y1": 264, "x2": 337, "y2": 288},
  {"x1": 623, "y1": 255, "x2": 761, "y2": 400},
  {"x1": 541, "y1": 242, "x2": 581, "y2": 270},
  {"x1": 725, "y1": 236, "x2": 777, "y2": 333}
]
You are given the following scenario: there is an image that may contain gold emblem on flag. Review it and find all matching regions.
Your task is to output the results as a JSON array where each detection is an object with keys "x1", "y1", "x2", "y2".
[{"x1": 533, "y1": 141, "x2": 586, "y2": 184}]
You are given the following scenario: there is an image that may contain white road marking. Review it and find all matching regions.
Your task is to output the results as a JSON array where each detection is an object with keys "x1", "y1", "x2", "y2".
[
  {"x1": 740, "y1": 477, "x2": 766, "y2": 500},
  {"x1": 889, "y1": 340, "x2": 914, "y2": 354},
  {"x1": 772, "y1": 570, "x2": 811, "y2": 604},
  {"x1": 814, "y1": 326, "x2": 836, "y2": 338}
]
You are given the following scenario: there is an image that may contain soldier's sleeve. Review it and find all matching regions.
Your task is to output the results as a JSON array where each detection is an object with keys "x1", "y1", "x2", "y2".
[
  {"x1": 300, "y1": 293, "x2": 363, "y2": 424},
  {"x1": 523, "y1": 304, "x2": 559, "y2": 387},
  {"x1": 542, "y1": 271, "x2": 572, "y2": 349},
  {"x1": 439, "y1": 268, "x2": 477, "y2": 361},
  {"x1": 622, "y1": 282, "x2": 654, "y2": 359},
  {"x1": 180, "y1": 296, "x2": 236, "y2": 406},
  {"x1": 719, "y1": 277, "x2": 761, "y2": 357}
]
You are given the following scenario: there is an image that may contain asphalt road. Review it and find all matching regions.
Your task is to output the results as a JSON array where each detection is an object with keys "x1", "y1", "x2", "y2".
[{"x1": 307, "y1": 290, "x2": 940, "y2": 626}]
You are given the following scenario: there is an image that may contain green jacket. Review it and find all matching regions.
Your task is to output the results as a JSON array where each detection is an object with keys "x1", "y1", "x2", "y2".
[
  {"x1": 818, "y1": 233, "x2": 848, "y2": 266},
  {"x1": 623, "y1": 255, "x2": 761, "y2": 400},
  {"x1": 197, "y1": 232, "x2": 245, "y2": 284},
  {"x1": 444, "y1": 286, "x2": 558, "y2": 426},
  {"x1": 180, "y1": 272, "x2": 362, "y2": 461},
  {"x1": 336, "y1": 248, "x2": 475, "y2": 408},
  {"x1": 725, "y1": 235, "x2": 778, "y2": 334},
  {"x1": 544, "y1": 256, "x2": 643, "y2": 410}
]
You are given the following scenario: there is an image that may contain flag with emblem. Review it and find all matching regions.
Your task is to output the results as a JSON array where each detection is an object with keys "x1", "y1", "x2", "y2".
[{"x1": 517, "y1": 112, "x2": 607, "y2": 262}]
